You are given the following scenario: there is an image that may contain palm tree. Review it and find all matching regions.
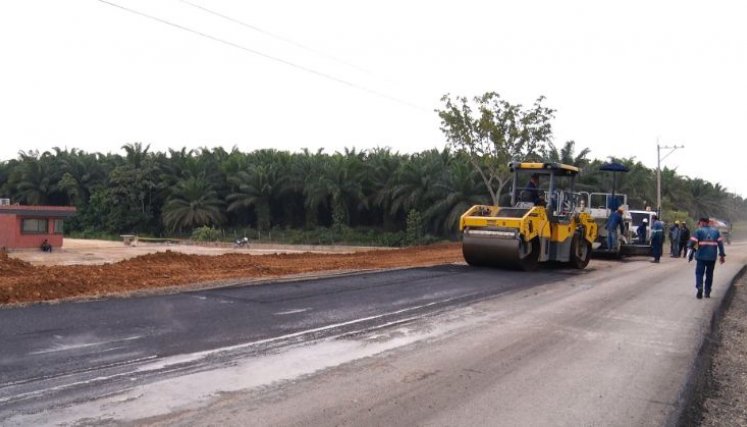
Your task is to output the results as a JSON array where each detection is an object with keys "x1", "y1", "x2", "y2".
[
  {"x1": 227, "y1": 163, "x2": 287, "y2": 231},
  {"x1": 423, "y1": 160, "x2": 489, "y2": 235},
  {"x1": 55, "y1": 149, "x2": 107, "y2": 206},
  {"x1": 390, "y1": 149, "x2": 450, "y2": 218},
  {"x1": 546, "y1": 140, "x2": 591, "y2": 168},
  {"x1": 363, "y1": 147, "x2": 403, "y2": 230},
  {"x1": 306, "y1": 150, "x2": 367, "y2": 228},
  {"x1": 162, "y1": 176, "x2": 226, "y2": 232},
  {"x1": 12, "y1": 151, "x2": 59, "y2": 205}
]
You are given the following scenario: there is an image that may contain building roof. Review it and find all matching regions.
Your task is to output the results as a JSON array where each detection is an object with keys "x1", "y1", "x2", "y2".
[{"x1": 0, "y1": 205, "x2": 77, "y2": 218}]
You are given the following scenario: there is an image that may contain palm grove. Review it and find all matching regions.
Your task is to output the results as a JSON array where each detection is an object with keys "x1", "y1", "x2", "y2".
[{"x1": 1, "y1": 93, "x2": 744, "y2": 245}]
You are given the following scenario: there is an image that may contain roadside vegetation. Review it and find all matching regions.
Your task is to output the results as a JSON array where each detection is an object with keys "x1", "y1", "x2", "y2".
[{"x1": 1, "y1": 92, "x2": 744, "y2": 245}]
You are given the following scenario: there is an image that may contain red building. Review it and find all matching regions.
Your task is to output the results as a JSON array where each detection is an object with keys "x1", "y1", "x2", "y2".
[{"x1": 0, "y1": 204, "x2": 77, "y2": 250}]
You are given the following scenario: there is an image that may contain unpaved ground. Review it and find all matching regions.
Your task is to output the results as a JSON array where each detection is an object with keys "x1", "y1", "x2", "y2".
[
  {"x1": 0, "y1": 240, "x2": 462, "y2": 306},
  {"x1": 697, "y1": 269, "x2": 747, "y2": 426},
  {"x1": 14, "y1": 239, "x2": 390, "y2": 266}
]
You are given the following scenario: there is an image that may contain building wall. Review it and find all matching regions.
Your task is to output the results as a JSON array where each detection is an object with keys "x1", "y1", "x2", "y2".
[
  {"x1": 0, "y1": 215, "x2": 65, "y2": 250},
  {"x1": 0, "y1": 215, "x2": 15, "y2": 249}
]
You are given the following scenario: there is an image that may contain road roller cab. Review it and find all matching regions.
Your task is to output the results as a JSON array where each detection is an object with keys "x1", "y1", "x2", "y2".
[{"x1": 459, "y1": 161, "x2": 598, "y2": 270}]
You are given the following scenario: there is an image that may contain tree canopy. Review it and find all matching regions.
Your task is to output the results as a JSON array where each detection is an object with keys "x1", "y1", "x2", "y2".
[{"x1": 1, "y1": 92, "x2": 743, "y2": 241}]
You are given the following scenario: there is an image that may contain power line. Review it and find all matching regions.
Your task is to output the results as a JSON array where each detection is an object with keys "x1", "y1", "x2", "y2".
[
  {"x1": 179, "y1": 0, "x2": 373, "y2": 76},
  {"x1": 96, "y1": 0, "x2": 428, "y2": 112}
]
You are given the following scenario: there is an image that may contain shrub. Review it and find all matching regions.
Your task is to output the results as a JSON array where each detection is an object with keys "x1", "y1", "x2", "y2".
[{"x1": 191, "y1": 226, "x2": 222, "y2": 242}]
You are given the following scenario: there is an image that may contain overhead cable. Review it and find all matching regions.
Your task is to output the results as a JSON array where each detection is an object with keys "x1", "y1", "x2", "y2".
[
  {"x1": 96, "y1": 0, "x2": 428, "y2": 112},
  {"x1": 179, "y1": 0, "x2": 373, "y2": 76}
]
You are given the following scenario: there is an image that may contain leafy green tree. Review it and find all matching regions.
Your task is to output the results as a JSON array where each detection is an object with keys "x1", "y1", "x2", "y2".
[
  {"x1": 191, "y1": 225, "x2": 222, "y2": 242},
  {"x1": 436, "y1": 92, "x2": 555, "y2": 205},
  {"x1": 104, "y1": 143, "x2": 163, "y2": 233},
  {"x1": 405, "y1": 209, "x2": 423, "y2": 245}
]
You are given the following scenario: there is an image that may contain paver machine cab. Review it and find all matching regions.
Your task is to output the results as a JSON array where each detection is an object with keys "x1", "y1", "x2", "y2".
[{"x1": 459, "y1": 161, "x2": 598, "y2": 271}]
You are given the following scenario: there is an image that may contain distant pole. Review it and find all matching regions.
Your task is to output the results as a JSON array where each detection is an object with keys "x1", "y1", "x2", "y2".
[{"x1": 656, "y1": 140, "x2": 685, "y2": 215}]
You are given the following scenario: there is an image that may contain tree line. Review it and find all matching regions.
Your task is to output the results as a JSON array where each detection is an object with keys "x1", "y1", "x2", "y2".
[
  {"x1": 0, "y1": 143, "x2": 743, "y2": 241},
  {"x1": 1, "y1": 92, "x2": 743, "y2": 243}
]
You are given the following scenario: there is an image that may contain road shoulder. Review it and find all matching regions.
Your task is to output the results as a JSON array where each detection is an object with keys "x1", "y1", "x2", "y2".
[{"x1": 684, "y1": 265, "x2": 747, "y2": 426}]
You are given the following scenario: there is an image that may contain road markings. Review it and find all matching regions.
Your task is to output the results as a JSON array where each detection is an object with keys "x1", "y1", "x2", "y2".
[
  {"x1": 274, "y1": 308, "x2": 310, "y2": 315},
  {"x1": 29, "y1": 336, "x2": 143, "y2": 355}
]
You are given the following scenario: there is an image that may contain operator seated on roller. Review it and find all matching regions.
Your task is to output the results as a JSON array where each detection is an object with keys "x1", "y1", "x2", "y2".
[{"x1": 525, "y1": 173, "x2": 541, "y2": 204}]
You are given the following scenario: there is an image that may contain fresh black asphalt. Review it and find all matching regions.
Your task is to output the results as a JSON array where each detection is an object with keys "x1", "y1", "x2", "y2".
[{"x1": 0, "y1": 264, "x2": 586, "y2": 418}]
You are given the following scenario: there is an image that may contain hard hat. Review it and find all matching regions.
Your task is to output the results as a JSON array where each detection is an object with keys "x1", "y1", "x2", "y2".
[
  {"x1": 675, "y1": 220, "x2": 680, "y2": 224},
  {"x1": 642, "y1": 218, "x2": 648, "y2": 223}
]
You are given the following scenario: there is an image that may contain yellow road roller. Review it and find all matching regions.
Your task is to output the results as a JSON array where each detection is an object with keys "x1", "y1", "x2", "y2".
[{"x1": 459, "y1": 161, "x2": 598, "y2": 270}]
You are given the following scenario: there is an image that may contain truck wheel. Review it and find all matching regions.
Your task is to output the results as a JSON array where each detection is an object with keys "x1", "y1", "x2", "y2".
[{"x1": 570, "y1": 236, "x2": 591, "y2": 269}]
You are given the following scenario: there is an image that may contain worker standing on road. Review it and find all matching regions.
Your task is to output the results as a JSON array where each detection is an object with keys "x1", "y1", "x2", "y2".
[
  {"x1": 605, "y1": 206, "x2": 625, "y2": 252},
  {"x1": 687, "y1": 217, "x2": 726, "y2": 299},
  {"x1": 669, "y1": 221, "x2": 681, "y2": 257},
  {"x1": 678, "y1": 223, "x2": 691, "y2": 257},
  {"x1": 650, "y1": 215, "x2": 664, "y2": 263}
]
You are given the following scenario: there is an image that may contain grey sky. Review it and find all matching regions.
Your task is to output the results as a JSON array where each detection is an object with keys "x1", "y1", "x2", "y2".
[{"x1": 1, "y1": 0, "x2": 744, "y2": 198}]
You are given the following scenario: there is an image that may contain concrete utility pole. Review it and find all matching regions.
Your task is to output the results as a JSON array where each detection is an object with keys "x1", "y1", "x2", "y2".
[{"x1": 656, "y1": 140, "x2": 684, "y2": 215}]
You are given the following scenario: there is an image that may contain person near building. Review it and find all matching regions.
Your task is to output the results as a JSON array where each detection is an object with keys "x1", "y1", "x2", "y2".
[
  {"x1": 650, "y1": 215, "x2": 665, "y2": 263},
  {"x1": 40, "y1": 239, "x2": 52, "y2": 252},
  {"x1": 687, "y1": 217, "x2": 726, "y2": 299}
]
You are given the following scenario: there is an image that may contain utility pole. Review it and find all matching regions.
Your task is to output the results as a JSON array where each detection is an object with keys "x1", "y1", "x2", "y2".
[{"x1": 656, "y1": 140, "x2": 684, "y2": 215}]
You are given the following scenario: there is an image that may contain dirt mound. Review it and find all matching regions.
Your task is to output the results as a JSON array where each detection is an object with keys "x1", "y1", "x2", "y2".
[
  {"x1": 0, "y1": 252, "x2": 35, "y2": 277},
  {"x1": 0, "y1": 243, "x2": 463, "y2": 306}
]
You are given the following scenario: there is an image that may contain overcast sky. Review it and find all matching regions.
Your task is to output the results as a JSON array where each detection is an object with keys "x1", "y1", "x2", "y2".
[{"x1": 1, "y1": 1, "x2": 744, "y2": 199}]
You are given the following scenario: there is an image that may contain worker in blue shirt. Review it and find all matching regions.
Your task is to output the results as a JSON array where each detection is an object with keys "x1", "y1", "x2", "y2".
[
  {"x1": 650, "y1": 214, "x2": 665, "y2": 262},
  {"x1": 687, "y1": 217, "x2": 726, "y2": 299},
  {"x1": 525, "y1": 173, "x2": 541, "y2": 204},
  {"x1": 605, "y1": 206, "x2": 625, "y2": 252}
]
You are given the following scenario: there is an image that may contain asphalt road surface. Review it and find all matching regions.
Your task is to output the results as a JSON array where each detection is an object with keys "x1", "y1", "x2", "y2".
[{"x1": 2, "y1": 243, "x2": 745, "y2": 426}]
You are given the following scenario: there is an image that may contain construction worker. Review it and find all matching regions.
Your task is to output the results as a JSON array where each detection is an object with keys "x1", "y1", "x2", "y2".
[
  {"x1": 605, "y1": 206, "x2": 625, "y2": 252},
  {"x1": 678, "y1": 223, "x2": 691, "y2": 257},
  {"x1": 650, "y1": 215, "x2": 664, "y2": 263},
  {"x1": 525, "y1": 173, "x2": 541, "y2": 204},
  {"x1": 687, "y1": 217, "x2": 726, "y2": 299},
  {"x1": 669, "y1": 221, "x2": 681, "y2": 257},
  {"x1": 636, "y1": 218, "x2": 648, "y2": 244}
]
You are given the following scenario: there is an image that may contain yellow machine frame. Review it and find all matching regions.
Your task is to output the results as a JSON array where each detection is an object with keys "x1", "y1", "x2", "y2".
[{"x1": 459, "y1": 161, "x2": 598, "y2": 270}]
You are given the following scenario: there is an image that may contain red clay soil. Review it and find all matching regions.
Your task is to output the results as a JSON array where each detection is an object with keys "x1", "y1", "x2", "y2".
[{"x1": 0, "y1": 243, "x2": 463, "y2": 306}]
